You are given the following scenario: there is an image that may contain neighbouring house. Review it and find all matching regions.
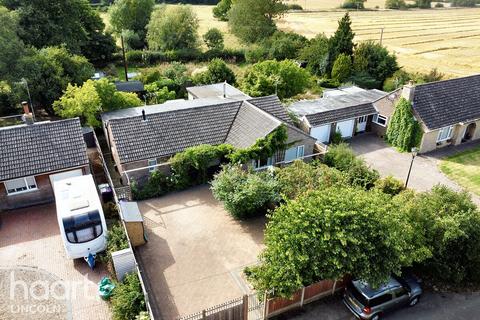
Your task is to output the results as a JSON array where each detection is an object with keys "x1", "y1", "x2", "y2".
[
  {"x1": 102, "y1": 83, "x2": 316, "y2": 185},
  {"x1": 377, "y1": 75, "x2": 480, "y2": 153},
  {"x1": 290, "y1": 86, "x2": 387, "y2": 144},
  {"x1": 0, "y1": 118, "x2": 89, "y2": 210}
]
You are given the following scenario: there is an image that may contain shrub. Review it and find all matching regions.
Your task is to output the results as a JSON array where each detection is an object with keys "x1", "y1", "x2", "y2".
[
  {"x1": 171, "y1": 144, "x2": 235, "y2": 189},
  {"x1": 318, "y1": 78, "x2": 341, "y2": 88},
  {"x1": 111, "y1": 273, "x2": 146, "y2": 320},
  {"x1": 341, "y1": 0, "x2": 366, "y2": 9},
  {"x1": 331, "y1": 53, "x2": 352, "y2": 83},
  {"x1": 386, "y1": 98, "x2": 423, "y2": 152},
  {"x1": 385, "y1": 0, "x2": 408, "y2": 9},
  {"x1": 211, "y1": 165, "x2": 280, "y2": 219},
  {"x1": 299, "y1": 34, "x2": 330, "y2": 77},
  {"x1": 107, "y1": 222, "x2": 129, "y2": 255},
  {"x1": 434, "y1": 2, "x2": 444, "y2": 7},
  {"x1": 245, "y1": 46, "x2": 269, "y2": 64},
  {"x1": 323, "y1": 143, "x2": 379, "y2": 189},
  {"x1": 404, "y1": 186, "x2": 480, "y2": 285},
  {"x1": 275, "y1": 160, "x2": 347, "y2": 199},
  {"x1": 286, "y1": 3, "x2": 303, "y2": 10},
  {"x1": 451, "y1": 0, "x2": 477, "y2": 7},
  {"x1": 131, "y1": 171, "x2": 175, "y2": 201},
  {"x1": 415, "y1": 0, "x2": 432, "y2": 8},
  {"x1": 213, "y1": 0, "x2": 232, "y2": 21},
  {"x1": 330, "y1": 131, "x2": 344, "y2": 145},
  {"x1": 203, "y1": 28, "x2": 225, "y2": 51},
  {"x1": 241, "y1": 60, "x2": 312, "y2": 99},
  {"x1": 261, "y1": 31, "x2": 308, "y2": 61},
  {"x1": 103, "y1": 202, "x2": 119, "y2": 220},
  {"x1": 374, "y1": 176, "x2": 405, "y2": 195},
  {"x1": 192, "y1": 58, "x2": 236, "y2": 85},
  {"x1": 135, "y1": 312, "x2": 150, "y2": 320}
]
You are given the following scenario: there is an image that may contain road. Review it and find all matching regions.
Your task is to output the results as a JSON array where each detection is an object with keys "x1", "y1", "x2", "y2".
[{"x1": 278, "y1": 291, "x2": 480, "y2": 320}]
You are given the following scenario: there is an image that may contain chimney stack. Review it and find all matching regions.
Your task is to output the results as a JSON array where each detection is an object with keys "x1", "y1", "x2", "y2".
[
  {"x1": 142, "y1": 109, "x2": 146, "y2": 121},
  {"x1": 21, "y1": 101, "x2": 34, "y2": 125},
  {"x1": 401, "y1": 80, "x2": 416, "y2": 102}
]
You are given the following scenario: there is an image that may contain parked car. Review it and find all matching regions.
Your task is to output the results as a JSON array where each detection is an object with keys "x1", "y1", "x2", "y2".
[{"x1": 343, "y1": 275, "x2": 422, "y2": 320}]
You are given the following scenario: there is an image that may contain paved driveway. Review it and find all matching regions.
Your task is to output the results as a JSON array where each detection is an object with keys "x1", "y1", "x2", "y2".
[
  {"x1": 0, "y1": 204, "x2": 111, "y2": 320},
  {"x1": 136, "y1": 185, "x2": 265, "y2": 320},
  {"x1": 284, "y1": 290, "x2": 480, "y2": 320},
  {"x1": 349, "y1": 134, "x2": 480, "y2": 204}
]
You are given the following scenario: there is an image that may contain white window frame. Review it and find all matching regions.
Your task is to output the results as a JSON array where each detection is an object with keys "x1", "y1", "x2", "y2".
[
  {"x1": 358, "y1": 115, "x2": 368, "y2": 123},
  {"x1": 147, "y1": 159, "x2": 157, "y2": 173},
  {"x1": 437, "y1": 126, "x2": 453, "y2": 142},
  {"x1": 372, "y1": 114, "x2": 388, "y2": 127},
  {"x1": 5, "y1": 176, "x2": 38, "y2": 195},
  {"x1": 296, "y1": 145, "x2": 305, "y2": 158},
  {"x1": 252, "y1": 156, "x2": 274, "y2": 170}
]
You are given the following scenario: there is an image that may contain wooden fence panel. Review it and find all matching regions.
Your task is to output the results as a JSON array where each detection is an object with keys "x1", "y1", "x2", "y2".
[{"x1": 267, "y1": 290, "x2": 301, "y2": 315}]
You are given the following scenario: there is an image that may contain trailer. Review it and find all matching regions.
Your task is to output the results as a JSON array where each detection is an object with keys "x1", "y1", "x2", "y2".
[{"x1": 53, "y1": 174, "x2": 108, "y2": 268}]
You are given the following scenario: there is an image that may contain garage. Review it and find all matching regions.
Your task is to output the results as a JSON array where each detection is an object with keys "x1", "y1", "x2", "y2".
[
  {"x1": 49, "y1": 169, "x2": 84, "y2": 187},
  {"x1": 311, "y1": 124, "x2": 331, "y2": 143},
  {"x1": 336, "y1": 119, "x2": 355, "y2": 138}
]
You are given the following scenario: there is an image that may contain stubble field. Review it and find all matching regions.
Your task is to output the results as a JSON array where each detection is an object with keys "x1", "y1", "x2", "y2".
[{"x1": 192, "y1": 5, "x2": 480, "y2": 77}]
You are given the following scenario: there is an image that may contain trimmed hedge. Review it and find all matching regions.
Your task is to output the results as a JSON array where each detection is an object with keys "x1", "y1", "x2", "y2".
[{"x1": 125, "y1": 48, "x2": 245, "y2": 65}]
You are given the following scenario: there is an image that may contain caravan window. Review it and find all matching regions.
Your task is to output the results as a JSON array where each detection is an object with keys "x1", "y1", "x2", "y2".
[{"x1": 63, "y1": 211, "x2": 103, "y2": 244}]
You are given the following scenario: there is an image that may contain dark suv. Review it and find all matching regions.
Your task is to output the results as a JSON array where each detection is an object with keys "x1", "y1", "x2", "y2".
[{"x1": 343, "y1": 275, "x2": 422, "y2": 320}]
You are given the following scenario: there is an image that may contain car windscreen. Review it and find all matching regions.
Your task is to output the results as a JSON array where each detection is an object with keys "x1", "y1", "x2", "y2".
[
  {"x1": 63, "y1": 210, "x2": 103, "y2": 244},
  {"x1": 348, "y1": 283, "x2": 370, "y2": 307}
]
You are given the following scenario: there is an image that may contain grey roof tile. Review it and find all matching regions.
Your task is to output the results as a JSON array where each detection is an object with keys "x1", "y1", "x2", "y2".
[
  {"x1": 225, "y1": 102, "x2": 281, "y2": 148},
  {"x1": 0, "y1": 118, "x2": 88, "y2": 181},
  {"x1": 305, "y1": 103, "x2": 377, "y2": 127},
  {"x1": 109, "y1": 102, "x2": 243, "y2": 163},
  {"x1": 248, "y1": 95, "x2": 293, "y2": 124},
  {"x1": 413, "y1": 74, "x2": 480, "y2": 130}
]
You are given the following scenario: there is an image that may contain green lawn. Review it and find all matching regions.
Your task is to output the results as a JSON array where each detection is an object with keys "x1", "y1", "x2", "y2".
[{"x1": 439, "y1": 146, "x2": 480, "y2": 196}]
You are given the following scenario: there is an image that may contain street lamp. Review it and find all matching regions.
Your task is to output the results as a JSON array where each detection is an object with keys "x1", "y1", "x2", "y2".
[
  {"x1": 405, "y1": 147, "x2": 418, "y2": 188},
  {"x1": 20, "y1": 78, "x2": 35, "y2": 122}
]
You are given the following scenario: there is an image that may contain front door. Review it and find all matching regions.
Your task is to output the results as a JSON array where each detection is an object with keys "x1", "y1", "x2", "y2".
[{"x1": 356, "y1": 116, "x2": 368, "y2": 133}]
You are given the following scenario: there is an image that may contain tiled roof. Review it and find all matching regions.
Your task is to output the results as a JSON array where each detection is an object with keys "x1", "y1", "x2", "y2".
[
  {"x1": 115, "y1": 81, "x2": 144, "y2": 92},
  {"x1": 248, "y1": 95, "x2": 293, "y2": 124},
  {"x1": 0, "y1": 119, "x2": 88, "y2": 181},
  {"x1": 225, "y1": 103, "x2": 281, "y2": 148},
  {"x1": 109, "y1": 102, "x2": 244, "y2": 163},
  {"x1": 305, "y1": 103, "x2": 377, "y2": 127},
  {"x1": 413, "y1": 74, "x2": 480, "y2": 130}
]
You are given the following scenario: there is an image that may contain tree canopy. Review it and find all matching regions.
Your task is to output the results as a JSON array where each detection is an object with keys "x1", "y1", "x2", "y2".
[
  {"x1": 203, "y1": 28, "x2": 225, "y2": 51},
  {"x1": 0, "y1": 6, "x2": 24, "y2": 81},
  {"x1": 228, "y1": 0, "x2": 287, "y2": 43},
  {"x1": 109, "y1": 0, "x2": 155, "y2": 49},
  {"x1": 1, "y1": 0, "x2": 115, "y2": 64},
  {"x1": 241, "y1": 60, "x2": 311, "y2": 99},
  {"x1": 328, "y1": 13, "x2": 355, "y2": 73},
  {"x1": 299, "y1": 34, "x2": 330, "y2": 77},
  {"x1": 146, "y1": 5, "x2": 199, "y2": 51},
  {"x1": 193, "y1": 58, "x2": 236, "y2": 85},
  {"x1": 246, "y1": 186, "x2": 422, "y2": 297},
  {"x1": 53, "y1": 78, "x2": 142, "y2": 127},
  {"x1": 213, "y1": 0, "x2": 232, "y2": 21}
]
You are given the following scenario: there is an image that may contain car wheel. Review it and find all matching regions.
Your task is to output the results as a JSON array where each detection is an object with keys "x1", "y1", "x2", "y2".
[{"x1": 409, "y1": 296, "x2": 419, "y2": 306}]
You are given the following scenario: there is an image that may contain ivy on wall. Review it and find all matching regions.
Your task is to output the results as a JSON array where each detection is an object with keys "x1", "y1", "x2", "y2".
[{"x1": 386, "y1": 98, "x2": 423, "y2": 152}]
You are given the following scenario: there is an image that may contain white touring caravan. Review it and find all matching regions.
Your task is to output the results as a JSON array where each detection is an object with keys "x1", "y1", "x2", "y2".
[{"x1": 54, "y1": 175, "x2": 108, "y2": 264}]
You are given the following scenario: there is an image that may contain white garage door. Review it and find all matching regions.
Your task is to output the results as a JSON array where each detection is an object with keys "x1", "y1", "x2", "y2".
[
  {"x1": 311, "y1": 124, "x2": 331, "y2": 143},
  {"x1": 336, "y1": 119, "x2": 355, "y2": 138},
  {"x1": 49, "y1": 169, "x2": 83, "y2": 187}
]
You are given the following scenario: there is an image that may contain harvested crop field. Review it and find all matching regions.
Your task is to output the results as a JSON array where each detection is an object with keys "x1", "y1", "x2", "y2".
[{"x1": 278, "y1": 8, "x2": 480, "y2": 77}]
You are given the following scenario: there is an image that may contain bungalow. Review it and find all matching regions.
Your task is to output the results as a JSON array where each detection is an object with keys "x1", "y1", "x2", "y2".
[
  {"x1": 102, "y1": 84, "x2": 316, "y2": 185},
  {"x1": 0, "y1": 118, "x2": 90, "y2": 210},
  {"x1": 290, "y1": 86, "x2": 387, "y2": 144},
  {"x1": 378, "y1": 74, "x2": 480, "y2": 153}
]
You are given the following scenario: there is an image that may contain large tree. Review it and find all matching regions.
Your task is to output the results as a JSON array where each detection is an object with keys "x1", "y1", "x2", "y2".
[
  {"x1": 1, "y1": 0, "x2": 115, "y2": 64},
  {"x1": 228, "y1": 0, "x2": 287, "y2": 43},
  {"x1": 241, "y1": 60, "x2": 311, "y2": 99},
  {"x1": 193, "y1": 58, "x2": 236, "y2": 85},
  {"x1": 385, "y1": 98, "x2": 423, "y2": 152},
  {"x1": 17, "y1": 46, "x2": 94, "y2": 111},
  {"x1": 247, "y1": 186, "x2": 425, "y2": 297},
  {"x1": 109, "y1": 0, "x2": 155, "y2": 49},
  {"x1": 146, "y1": 5, "x2": 199, "y2": 51},
  {"x1": 352, "y1": 40, "x2": 398, "y2": 88},
  {"x1": 0, "y1": 6, "x2": 24, "y2": 81},
  {"x1": 299, "y1": 34, "x2": 330, "y2": 77},
  {"x1": 53, "y1": 78, "x2": 142, "y2": 127},
  {"x1": 328, "y1": 13, "x2": 355, "y2": 74}
]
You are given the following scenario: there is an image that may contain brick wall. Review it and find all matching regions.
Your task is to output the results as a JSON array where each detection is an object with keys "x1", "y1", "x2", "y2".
[{"x1": 0, "y1": 166, "x2": 89, "y2": 211}]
